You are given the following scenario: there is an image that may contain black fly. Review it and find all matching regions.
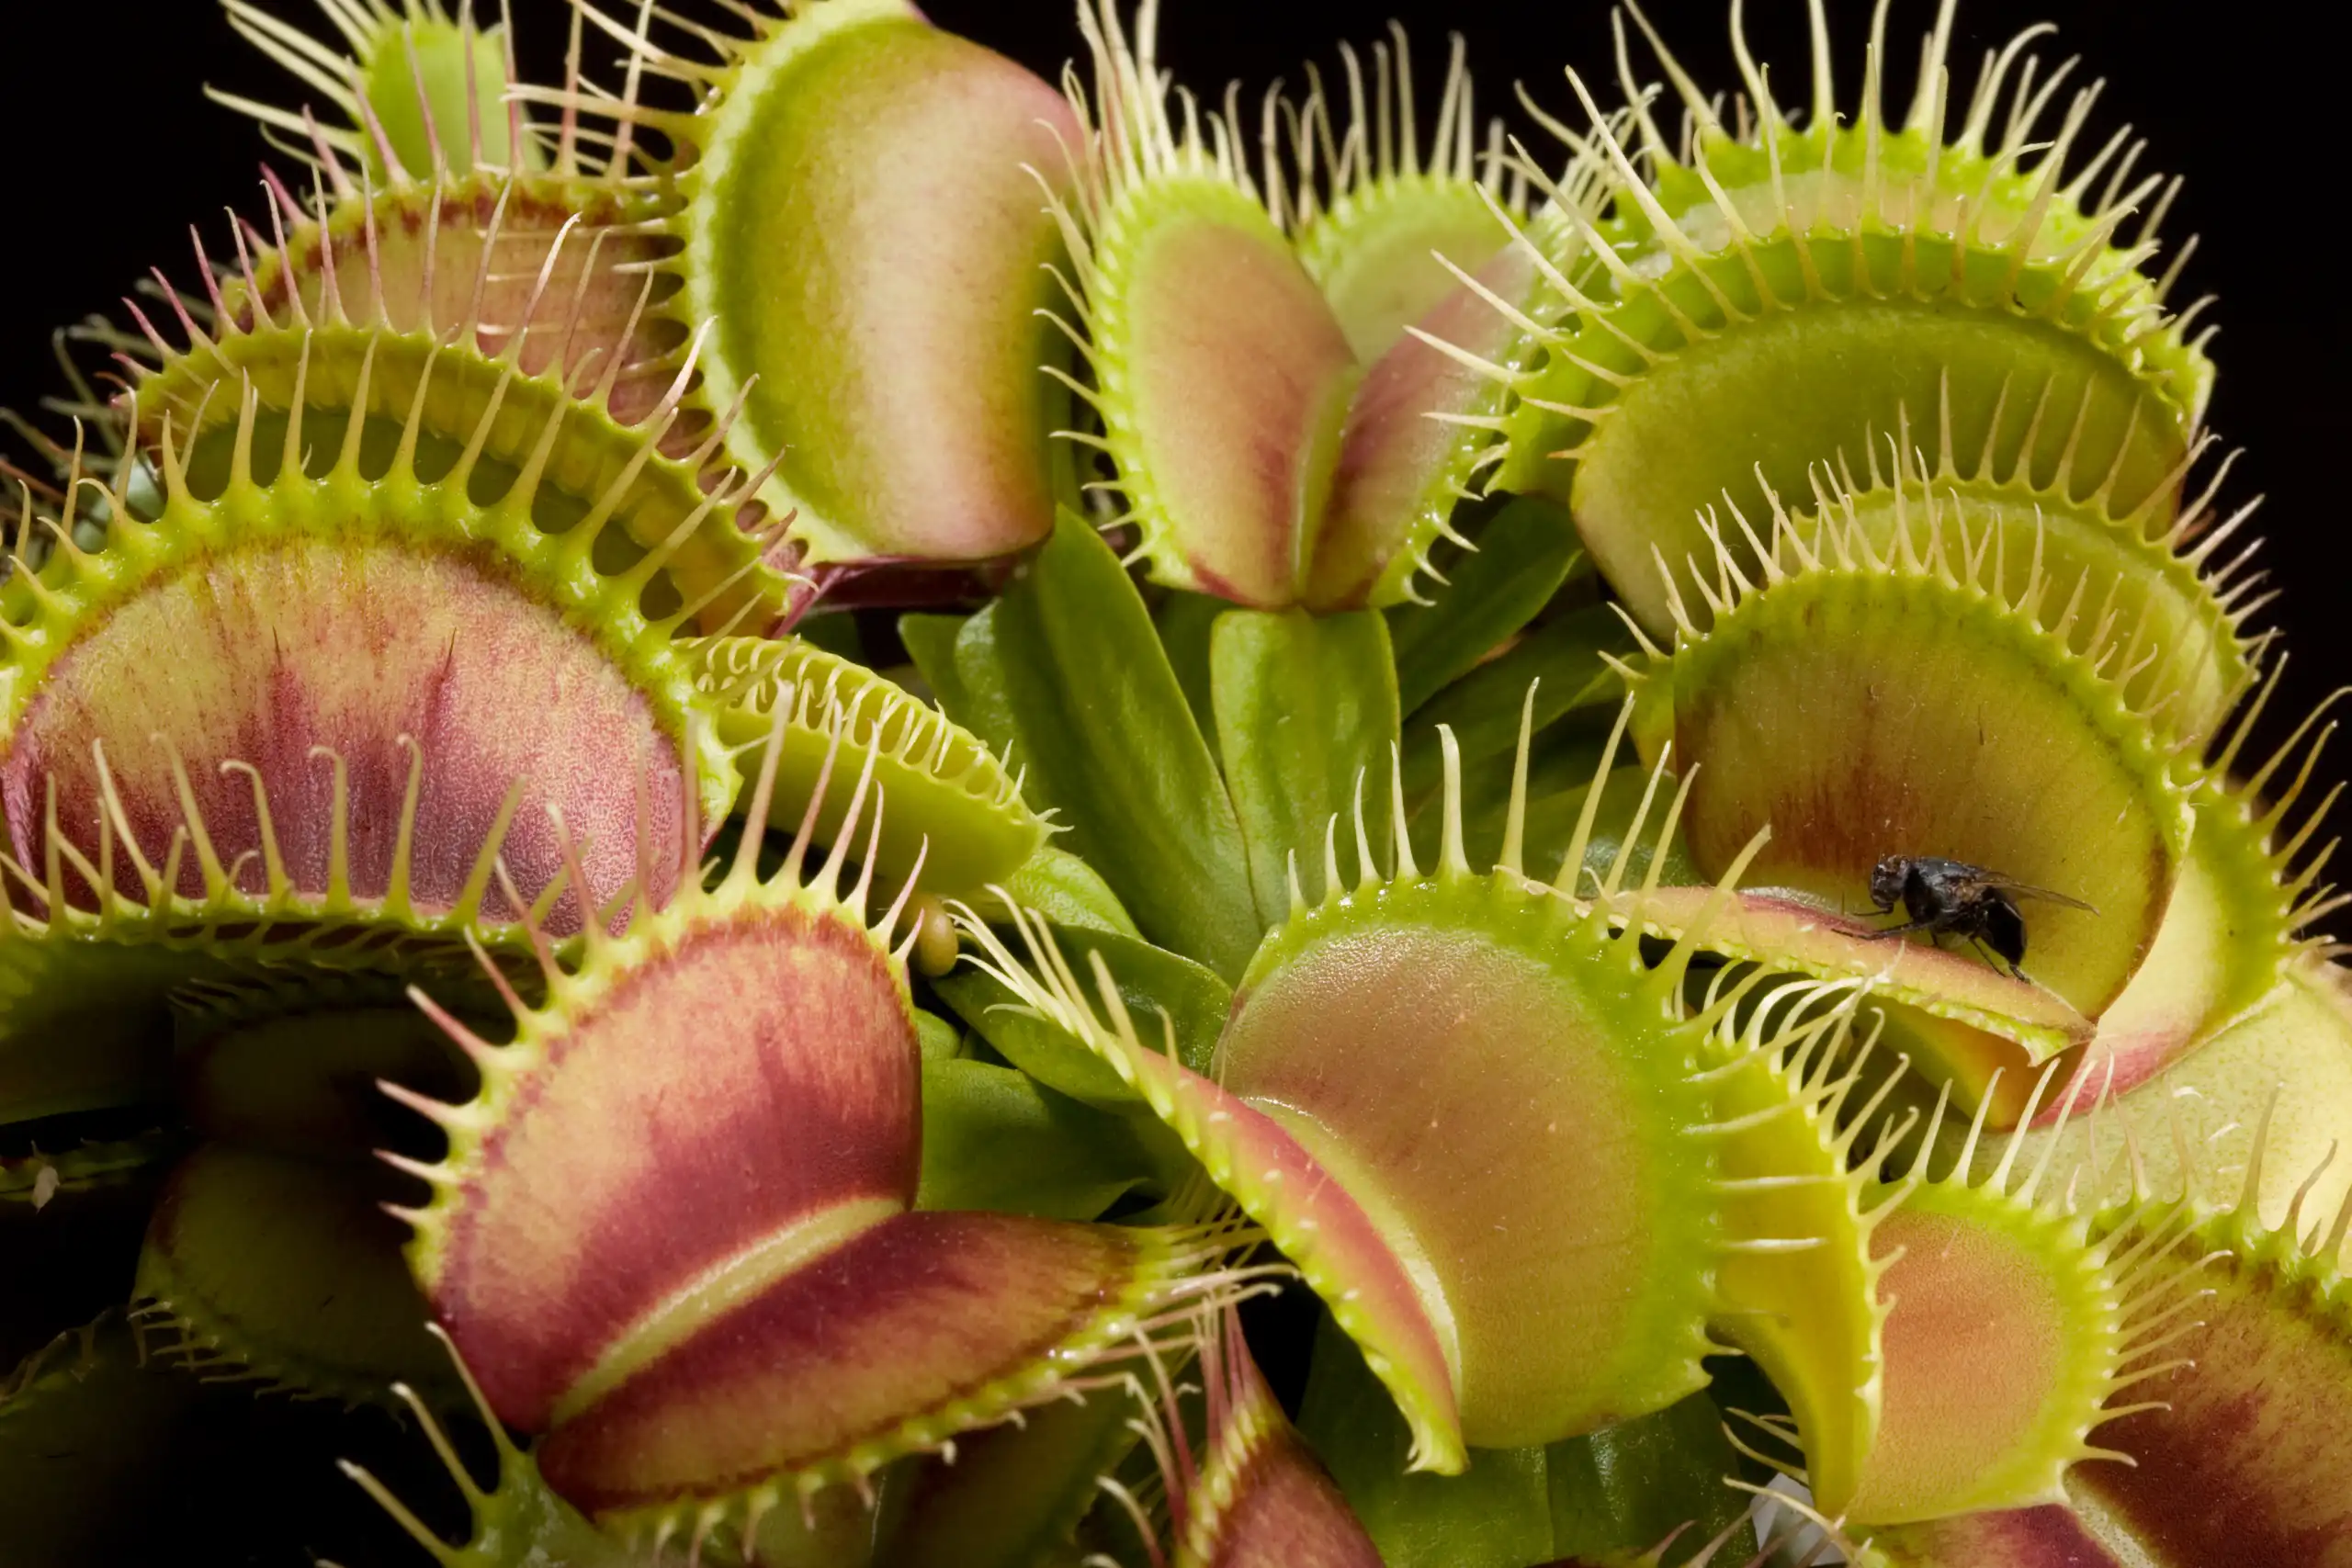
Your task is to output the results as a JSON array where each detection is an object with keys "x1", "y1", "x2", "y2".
[{"x1": 1863, "y1": 855, "x2": 2096, "y2": 982}]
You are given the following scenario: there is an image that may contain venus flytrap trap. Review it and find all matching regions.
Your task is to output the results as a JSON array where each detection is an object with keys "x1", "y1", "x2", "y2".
[
  {"x1": 1774, "y1": 413, "x2": 2266, "y2": 746},
  {"x1": 171, "y1": 966, "x2": 484, "y2": 1163},
  {"x1": 2, "y1": 0, "x2": 2349, "y2": 1562},
  {"x1": 214, "y1": 0, "x2": 543, "y2": 180},
  {"x1": 1621, "y1": 479, "x2": 2198, "y2": 1122},
  {"x1": 130, "y1": 1141, "x2": 460, "y2": 1412},
  {"x1": 1828, "y1": 1066, "x2": 2202, "y2": 1527},
  {"x1": 1860, "y1": 1117, "x2": 2352, "y2": 1565},
  {"x1": 1989, "y1": 676, "x2": 2352, "y2": 1228},
  {"x1": 1279, "y1": 27, "x2": 1524, "y2": 365},
  {"x1": 548, "y1": 0, "x2": 1082, "y2": 574},
  {"x1": 956, "y1": 728, "x2": 1879, "y2": 1472},
  {"x1": 1081, "y1": 1306, "x2": 1385, "y2": 1568},
  {"x1": 1480, "y1": 0, "x2": 2212, "y2": 636},
  {"x1": 379, "y1": 715, "x2": 1272, "y2": 1559},
  {"x1": 690, "y1": 634, "x2": 1051, "y2": 897},
  {"x1": 0, "y1": 369, "x2": 735, "y2": 1134}
]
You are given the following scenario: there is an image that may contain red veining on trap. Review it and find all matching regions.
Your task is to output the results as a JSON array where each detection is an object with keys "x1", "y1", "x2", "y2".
[
  {"x1": 1, "y1": 540, "x2": 688, "y2": 929},
  {"x1": 537, "y1": 1211, "x2": 1148, "y2": 1511},
  {"x1": 1114, "y1": 1040, "x2": 1463, "y2": 1461},
  {"x1": 1312, "y1": 248, "x2": 1529, "y2": 610},
  {"x1": 1189, "y1": 1335, "x2": 1384, "y2": 1568},
  {"x1": 1125, "y1": 210, "x2": 1358, "y2": 607},
  {"x1": 2075, "y1": 1253, "x2": 2352, "y2": 1566},
  {"x1": 239, "y1": 184, "x2": 685, "y2": 431},
  {"x1": 1873, "y1": 1504, "x2": 2131, "y2": 1566},
  {"x1": 428, "y1": 905, "x2": 918, "y2": 1431}
]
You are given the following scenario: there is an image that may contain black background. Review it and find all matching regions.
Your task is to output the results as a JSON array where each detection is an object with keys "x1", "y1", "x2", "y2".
[{"x1": 6, "y1": 0, "x2": 2343, "y2": 738}]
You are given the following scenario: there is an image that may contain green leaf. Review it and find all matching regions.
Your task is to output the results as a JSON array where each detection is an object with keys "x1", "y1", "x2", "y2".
[
  {"x1": 1296, "y1": 1314, "x2": 1555, "y2": 1568},
  {"x1": 1456, "y1": 763, "x2": 1706, "y2": 891},
  {"x1": 915, "y1": 1057, "x2": 1169, "y2": 1222},
  {"x1": 898, "y1": 612, "x2": 969, "y2": 714},
  {"x1": 914, "y1": 1010, "x2": 965, "y2": 1065},
  {"x1": 1387, "y1": 497, "x2": 1586, "y2": 715},
  {"x1": 1545, "y1": 1389, "x2": 1756, "y2": 1567},
  {"x1": 1402, "y1": 604, "x2": 1634, "y2": 796},
  {"x1": 933, "y1": 926, "x2": 1232, "y2": 1106},
  {"x1": 877, "y1": 1383, "x2": 1145, "y2": 1568},
  {"x1": 979, "y1": 512, "x2": 1259, "y2": 978},
  {"x1": 934, "y1": 964, "x2": 1130, "y2": 1107},
  {"x1": 988, "y1": 845, "x2": 1140, "y2": 939},
  {"x1": 948, "y1": 607, "x2": 1027, "y2": 770},
  {"x1": 1156, "y1": 590, "x2": 1229, "y2": 764},
  {"x1": 1211, "y1": 608, "x2": 1400, "y2": 925},
  {"x1": 792, "y1": 608, "x2": 865, "y2": 662}
]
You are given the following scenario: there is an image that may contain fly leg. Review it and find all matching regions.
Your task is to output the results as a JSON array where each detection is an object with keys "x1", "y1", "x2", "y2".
[{"x1": 1860, "y1": 918, "x2": 1939, "y2": 942}]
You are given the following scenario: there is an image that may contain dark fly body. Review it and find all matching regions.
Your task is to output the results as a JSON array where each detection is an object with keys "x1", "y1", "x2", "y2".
[{"x1": 1863, "y1": 855, "x2": 2098, "y2": 983}]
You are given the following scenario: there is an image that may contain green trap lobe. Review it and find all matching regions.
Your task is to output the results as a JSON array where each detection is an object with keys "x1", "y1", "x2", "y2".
[
  {"x1": 2022, "y1": 778, "x2": 2295, "y2": 1119},
  {"x1": 1304, "y1": 181, "x2": 1510, "y2": 366},
  {"x1": 1114, "y1": 184, "x2": 1358, "y2": 606},
  {"x1": 136, "y1": 1144, "x2": 450, "y2": 1404},
  {"x1": 356, "y1": 16, "x2": 525, "y2": 179},
  {"x1": 181, "y1": 1004, "x2": 475, "y2": 1161},
  {"x1": 1091, "y1": 1031, "x2": 1463, "y2": 1472},
  {"x1": 1634, "y1": 887, "x2": 2086, "y2": 1050},
  {"x1": 1310, "y1": 249, "x2": 1533, "y2": 610},
  {"x1": 1568, "y1": 295, "x2": 2192, "y2": 636},
  {"x1": 695, "y1": 634, "x2": 1046, "y2": 897},
  {"x1": 1641, "y1": 574, "x2": 2184, "y2": 1021},
  {"x1": 1221, "y1": 897, "x2": 1711, "y2": 1446},
  {"x1": 2006, "y1": 960, "x2": 2352, "y2": 1229},
  {"x1": 1812, "y1": 484, "x2": 2251, "y2": 745},
  {"x1": 229, "y1": 184, "x2": 680, "y2": 430},
  {"x1": 537, "y1": 1211, "x2": 1186, "y2": 1516},
  {"x1": 1699, "y1": 1037, "x2": 1881, "y2": 1517},
  {"x1": 426, "y1": 906, "x2": 917, "y2": 1431},
  {"x1": 3, "y1": 538, "x2": 690, "y2": 928},
  {"x1": 1628, "y1": 885, "x2": 2081, "y2": 1125},
  {"x1": 1846, "y1": 1185, "x2": 2114, "y2": 1526},
  {"x1": 688, "y1": 6, "x2": 1076, "y2": 564}
]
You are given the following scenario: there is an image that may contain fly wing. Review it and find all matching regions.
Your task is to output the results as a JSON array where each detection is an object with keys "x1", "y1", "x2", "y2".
[{"x1": 1971, "y1": 874, "x2": 2098, "y2": 913}]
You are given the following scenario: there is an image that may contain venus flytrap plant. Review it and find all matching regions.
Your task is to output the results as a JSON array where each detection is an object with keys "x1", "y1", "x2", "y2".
[
  {"x1": 3, "y1": 0, "x2": 2349, "y2": 1563},
  {"x1": 0, "y1": 371, "x2": 735, "y2": 1133},
  {"x1": 956, "y1": 731, "x2": 1880, "y2": 1469},
  {"x1": 689, "y1": 634, "x2": 1052, "y2": 898},
  {"x1": 378, "y1": 716, "x2": 1272, "y2": 1558}
]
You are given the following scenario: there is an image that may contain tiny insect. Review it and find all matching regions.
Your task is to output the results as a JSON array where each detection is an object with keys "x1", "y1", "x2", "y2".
[{"x1": 1863, "y1": 855, "x2": 2096, "y2": 982}]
